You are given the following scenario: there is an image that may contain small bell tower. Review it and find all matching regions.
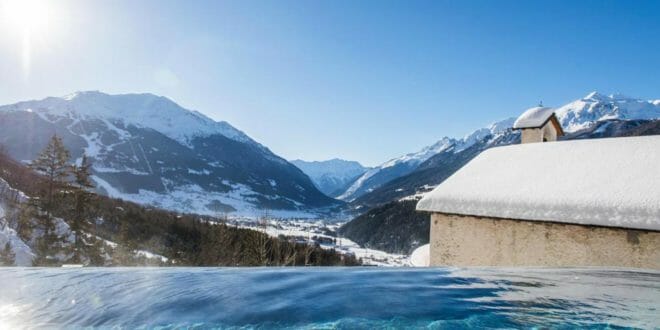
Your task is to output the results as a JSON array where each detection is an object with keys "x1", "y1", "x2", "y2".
[{"x1": 512, "y1": 106, "x2": 565, "y2": 144}]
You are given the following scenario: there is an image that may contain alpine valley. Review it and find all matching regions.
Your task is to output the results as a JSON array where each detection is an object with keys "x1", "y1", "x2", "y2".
[{"x1": 1, "y1": 91, "x2": 658, "y2": 228}]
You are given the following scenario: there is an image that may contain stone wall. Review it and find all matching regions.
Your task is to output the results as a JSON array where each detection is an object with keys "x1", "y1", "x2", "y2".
[
  {"x1": 520, "y1": 127, "x2": 543, "y2": 143},
  {"x1": 429, "y1": 213, "x2": 660, "y2": 269},
  {"x1": 520, "y1": 123, "x2": 558, "y2": 143}
]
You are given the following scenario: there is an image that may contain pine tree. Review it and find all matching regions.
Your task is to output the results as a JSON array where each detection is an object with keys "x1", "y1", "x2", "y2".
[
  {"x1": 30, "y1": 134, "x2": 70, "y2": 219},
  {"x1": 70, "y1": 154, "x2": 95, "y2": 264},
  {"x1": 0, "y1": 242, "x2": 16, "y2": 266},
  {"x1": 86, "y1": 236, "x2": 105, "y2": 266},
  {"x1": 113, "y1": 220, "x2": 137, "y2": 266},
  {"x1": 16, "y1": 203, "x2": 36, "y2": 242},
  {"x1": 30, "y1": 134, "x2": 70, "y2": 266}
]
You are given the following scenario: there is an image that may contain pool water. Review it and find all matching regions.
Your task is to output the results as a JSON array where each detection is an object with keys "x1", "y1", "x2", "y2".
[{"x1": 0, "y1": 267, "x2": 658, "y2": 329}]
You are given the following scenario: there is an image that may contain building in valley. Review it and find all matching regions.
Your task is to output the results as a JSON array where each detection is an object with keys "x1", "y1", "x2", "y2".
[{"x1": 416, "y1": 107, "x2": 660, "y2": 269}]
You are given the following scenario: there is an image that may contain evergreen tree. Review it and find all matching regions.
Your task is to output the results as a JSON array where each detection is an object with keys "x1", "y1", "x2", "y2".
[
  {"x1": 113, "y1": 219, "x2": 138, "y2": 266},
  {"x1": 69, "y1": 154, "x2": 95, "y2": 264},
  {"x1": 0, "y1": 242, "x2": 16, "y2": 266},
  {"x1": 16, "y1": 203, "x2": 36, "y2": 242},
  {"x1": 86, "y1": 237, "x2": 106, "y2": 266},
  {"x1": 30, "y1": 134, "x2": 70, "y2": 266},
  {"x1": 30, "y1": 134, "x2": 70, "y2": 219}
]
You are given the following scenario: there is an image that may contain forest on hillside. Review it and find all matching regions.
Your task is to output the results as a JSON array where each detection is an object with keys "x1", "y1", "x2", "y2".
[
  {"x1": 0, "y1": 136, "x2": 360, "y2": 267},
  {"x1": 339, "y1": 199, "x2": 429, "y2": 255}
]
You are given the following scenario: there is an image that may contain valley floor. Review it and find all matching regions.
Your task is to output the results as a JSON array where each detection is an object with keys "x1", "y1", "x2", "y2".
[{"x1": 231, "y1": 218, "x2": 413, "y2": 266}]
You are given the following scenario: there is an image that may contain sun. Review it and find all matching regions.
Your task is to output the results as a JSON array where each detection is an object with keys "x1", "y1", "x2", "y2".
[
  {"x1": 1, "y1": 0, "x2": 52, "y2": 34},
  {"x1": 1, "y1": 0, "x2": 61, "y2": 79}
]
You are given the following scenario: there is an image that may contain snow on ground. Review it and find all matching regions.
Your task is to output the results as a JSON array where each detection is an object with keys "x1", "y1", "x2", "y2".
[
  {"x1": 232, "y1": 218, "x2": 412, "y2": 266},
  {"x1": 135, "y1": 250, "x2": 169, "y2": 263},
  {"x1": 0, "y1": 205, "x2": 35, "y2": 266},
  {"x1": 92, "y1": 175, "x2": 318, "y2": 219},
  {"x1": 410, "y1": 244, "x2": 429, "y2": 267}
]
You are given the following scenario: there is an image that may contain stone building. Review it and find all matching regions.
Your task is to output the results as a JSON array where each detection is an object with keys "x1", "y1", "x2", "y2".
[
  {"x1": 416, "y1": 108, "x2": 659, "y2": 269},
  {"x1": 513, "y1": 106, "x2": 564, "y2": 143}
]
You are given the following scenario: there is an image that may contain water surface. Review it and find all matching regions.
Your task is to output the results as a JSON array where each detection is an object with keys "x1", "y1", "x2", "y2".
[{"x1": 0, "y1": 267, "x2": 658, "y2": 329}]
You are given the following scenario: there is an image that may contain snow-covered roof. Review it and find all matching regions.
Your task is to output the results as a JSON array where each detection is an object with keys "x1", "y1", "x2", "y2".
[
  {"x1": 513, "y1": 107, "x2": 556, "y2": 129},
  {"x1": 416, "y1": 135, "x2": 660, "y2": 231}
]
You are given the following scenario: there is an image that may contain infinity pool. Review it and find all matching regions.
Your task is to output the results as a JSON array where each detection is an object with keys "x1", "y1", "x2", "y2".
[{"x1": 0, "y1": 267, "x2": 658, "y2": 328}]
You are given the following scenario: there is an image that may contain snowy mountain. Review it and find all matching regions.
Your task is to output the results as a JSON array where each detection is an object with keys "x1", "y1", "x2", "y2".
[
  {"x1": 290, "y1": 159, "x2": 370, "y2": 197},
  {"x1": 347, "y1": 92, "x2": 660, "y2": 209},
  {"x1": 555, "y1": 92, "x2": 660, "y2": 132},
  {"x1": 0, "y1": 91, "x2": 339, "y2": 216},
  {"x1": 337, "y1": 118, "x2": 515, "y2": 202}
]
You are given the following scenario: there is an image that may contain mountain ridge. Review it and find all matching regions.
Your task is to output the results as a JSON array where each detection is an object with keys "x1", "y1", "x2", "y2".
[
  {"x1": 346, "y1": 92, "x2": 660, "y2": 211},
  {"x1": 337, "y1": 117, "x2": 515, "y2": 202},
  {"x1": 0, "y1": 91, "x2": 339, "y2": 217},
  {"x1": 11, "y1": 90, "x2": 259, "y2": 148},
  {"x1": 335, "y1": 92, "x2": 660, "y2": 206}
]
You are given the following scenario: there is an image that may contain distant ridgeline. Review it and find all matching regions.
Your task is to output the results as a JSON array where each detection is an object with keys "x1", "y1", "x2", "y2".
[
  {"x1": 341, "y1": 92, "x2": 660, "y2": 255},
  {"x1": 0, "y1": 142, "x2": 359, "y2": 267}
]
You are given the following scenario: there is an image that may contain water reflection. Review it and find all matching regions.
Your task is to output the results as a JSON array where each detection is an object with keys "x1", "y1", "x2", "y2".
[{"x1": 0, "y1": 267, "x2": 657, "y2": 328}]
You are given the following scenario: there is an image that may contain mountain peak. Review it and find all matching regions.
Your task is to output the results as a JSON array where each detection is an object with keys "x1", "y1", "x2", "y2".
[
  {"x1": 556, "y1": 92, "x2": 660, "y2": 132},
  {"x1": 8, "y1": 91, "x2": 255, "y2": 147},
  {"x1": 583, "y1": 91, "x2": 635, "y2": 102},
  {"x1": 488, "y1": 117, "x2": 516, "y2": 134},
  {"x1": 584, "y1": 91, "x2": 605, "y2": 100},
  {"x1": 63, "y1": 90, "x2": 104, "y2": 100}
]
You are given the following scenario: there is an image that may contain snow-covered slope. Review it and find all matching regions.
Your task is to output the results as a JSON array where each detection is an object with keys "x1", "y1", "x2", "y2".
[
  {"x1": 291, "y1": 159, "x2": 370, "y2": 197},
  {"x1": 0, "y1": 179, "x2": 34, "y2": 266},
  {"x1": 16, "y1": 91, "x2": 255, "y2": 146},
  {"x1": 0, "y1": 91, "x2": 338, "y2": 216},
  {"x1": 0, "y1": 204, "x2": 35, "y2": 266},
  {"x1": 555, "y1": 92, "x2": 660, "y2": 132},
  {"x1": 337, "y1": 138, "x2": 455, "y2": 202},
  {"x1": 337, "y1": 118, "x2": 514, "y2": 202}
]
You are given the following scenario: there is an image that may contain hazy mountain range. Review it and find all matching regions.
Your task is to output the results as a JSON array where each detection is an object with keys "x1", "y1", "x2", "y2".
[{"x1": 290, "y1": 159, "x2": 370, "y2": 198}]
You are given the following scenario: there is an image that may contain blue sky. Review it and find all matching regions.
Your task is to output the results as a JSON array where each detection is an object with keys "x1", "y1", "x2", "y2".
[{"x1": 1, "y1": 0, "x2": 659, "y2": 166}]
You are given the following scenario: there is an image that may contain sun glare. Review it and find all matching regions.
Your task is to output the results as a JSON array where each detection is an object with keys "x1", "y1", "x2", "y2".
[
  {"x1": 1, "y1": 0, "x2": 59, "y2": 79},
  {"x1": 1, "y1": 0, "x2": 51, "y2": 34}
]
